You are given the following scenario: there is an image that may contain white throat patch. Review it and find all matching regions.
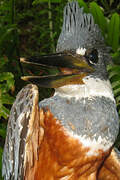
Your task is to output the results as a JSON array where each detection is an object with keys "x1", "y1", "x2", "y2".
[{"x1": 54, "y1": 77, "x2": 115, "y2": 102}]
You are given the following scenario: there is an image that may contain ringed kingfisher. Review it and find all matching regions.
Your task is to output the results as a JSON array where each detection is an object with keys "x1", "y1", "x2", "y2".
[{"x1": 2, "y1": 1, "x2": 120, "y2": 180}]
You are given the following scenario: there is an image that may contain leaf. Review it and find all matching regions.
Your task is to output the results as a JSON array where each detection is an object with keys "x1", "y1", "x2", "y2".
[
  {"x1": 0, "y1": 72, "x2": 14, "y2": 119},
  {"x1": 107, "y1": 65, "x2": 120, "y2": 74},
  {"x1": 89, "y1": 2, "x2": 107, "y2": 34},
  {"x1": 112, "y1": 51, "x2": 120, "y2": 64},
  {"x1": 108, "y1": 64, "x2": 120, "y2": 118},
  {"x1": 78, "y1": 0, "x2": 89, "y2": 13},
  {"x1": 0, "y1": 25, "x2": 17, "y2": 47},
  {"x1": 116, "y1": 95, "x2": 120, "y2": 104},
  {"x1": 107, "y1": 13, "x2": 120, "y2": 51},
  {"x1": 0, "y1": 147, "x2": 3, "y2": 180},
  {"x1": 0, "y1": 57, "x2": 8, "y2": 70},
  {"x1": 113, "y1": 87, "x2": 120, "y2": 96},
  {"x1": 100, "y1": 0, "x2": 109, "y2": 9},
  {"x1": 109, "y1": 72, "x2": 120, "y2": 79},
  {"x1": 0, "y1": 105, "x2": 9, "y2": 119},
  {"x1": 109, "y1": 0, "x2": 114, "y2": 6},
  {"x1": 1, "y1": 94, "x2": 14, "y2": 104},
  {"x1": 112, "y1": 80, "x2": 120, "y2": 89},
  {"x1": 32, "y1": 0, "x2": 61, "y2": 5},
  {"x1": 0, "y1": 123, "x2": 6, "y2": 138},
  {"x1": 0, "y1": 72, "x2": 14, "y2": 90}
]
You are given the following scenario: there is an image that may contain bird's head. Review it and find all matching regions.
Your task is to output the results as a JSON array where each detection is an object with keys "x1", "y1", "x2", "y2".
[{"x1": 21, "y1": 1, "x2": 112, "y2": 99}]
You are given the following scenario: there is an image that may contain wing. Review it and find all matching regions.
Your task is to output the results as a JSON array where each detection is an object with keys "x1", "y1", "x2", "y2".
[
  {"x1": 98, "y1": 147, "x2": 120, "y2": 180},
  {"x1": 2, "y1": 84, "x2": 44, "y2": 180}
]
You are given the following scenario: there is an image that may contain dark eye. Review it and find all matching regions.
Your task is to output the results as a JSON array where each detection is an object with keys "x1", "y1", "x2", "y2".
[{"x1": 86, "y1": 49, "x2": 98, "y2": 65}]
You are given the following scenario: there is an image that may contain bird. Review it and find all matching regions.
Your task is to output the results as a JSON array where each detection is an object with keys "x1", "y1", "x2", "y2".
[{"x1": 2, "y1": 1, "x2": 120, "y2": 180}]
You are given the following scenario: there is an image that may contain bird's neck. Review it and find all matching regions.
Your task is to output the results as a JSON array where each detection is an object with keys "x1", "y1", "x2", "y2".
[{"x1": 54, "y1": 76, "x2": 115, "y2": 102}]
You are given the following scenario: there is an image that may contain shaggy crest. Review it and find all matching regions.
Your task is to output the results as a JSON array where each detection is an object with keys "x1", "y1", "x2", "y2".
[{"x1": 56, "y1": 1, "x2": 105, "y2": 52}]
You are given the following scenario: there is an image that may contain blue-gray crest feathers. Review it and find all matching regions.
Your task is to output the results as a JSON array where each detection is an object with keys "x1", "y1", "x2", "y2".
[{"x1": 56, "y1": 1, "x2": 105, "y2": 52}]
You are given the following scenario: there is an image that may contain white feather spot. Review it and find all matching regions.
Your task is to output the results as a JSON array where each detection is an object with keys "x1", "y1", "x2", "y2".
[{"x1": 76, "y1": 47, "x2": 86, "y2": 55}]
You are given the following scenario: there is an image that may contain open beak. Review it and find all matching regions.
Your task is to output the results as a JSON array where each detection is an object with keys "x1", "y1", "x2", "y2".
[{"x1": 20, "y1": 52, "x2": 94, "y2": 88}]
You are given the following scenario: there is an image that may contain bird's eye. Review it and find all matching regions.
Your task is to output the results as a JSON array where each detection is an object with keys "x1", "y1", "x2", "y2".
[{"x1": 85, "y1": 49, "x2": 98, "y2": 65}]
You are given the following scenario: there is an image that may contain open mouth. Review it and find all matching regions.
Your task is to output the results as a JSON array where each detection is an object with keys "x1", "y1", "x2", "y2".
[{"x1": 20, "y1": 51, "x2": 94, "y2": 88}]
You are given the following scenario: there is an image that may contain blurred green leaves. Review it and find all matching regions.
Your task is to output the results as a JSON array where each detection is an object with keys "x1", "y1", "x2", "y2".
[
  {"x1": 77, "y1": 0, "x2": 89, "y2": 12},
  {"x1": 107, "y1": 13, "x2": 120, "y2": 51},
  {"x1": 0, "y1": 0, "x2": 20, "y2": 119},
  {"x1": 0, "y1": 72, "x2": 14, "y2": 119},
  {"x1": 32, "y1": 0, "x2": 62, "y2": 5},
  {"x1": 0, "y1": 147, "x2": 3, "y2": 180},
  {"x1": 0, "y1": 123, "x2": 6, "y2": 139},
  {"x1": 108, "y1": 64, "x2": 120, "y2": 121},
  {"x1": 89, "y1": 2, "x2": 107, "y2": 33},
  {"x1": 0, "y1": 57, "x2": 15, "y2": 120}
]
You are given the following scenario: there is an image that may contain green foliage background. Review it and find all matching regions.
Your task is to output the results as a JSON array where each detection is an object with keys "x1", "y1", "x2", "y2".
[{"x1": 0, "y1": 0, "x2": 120, "y2": 178}]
